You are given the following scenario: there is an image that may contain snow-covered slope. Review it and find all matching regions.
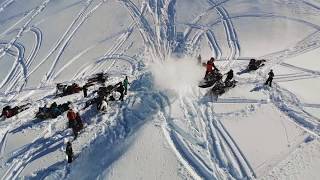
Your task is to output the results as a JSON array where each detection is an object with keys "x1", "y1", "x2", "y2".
[{"x1": 0, "y1": 0, "x2": 320, "y2": 179}]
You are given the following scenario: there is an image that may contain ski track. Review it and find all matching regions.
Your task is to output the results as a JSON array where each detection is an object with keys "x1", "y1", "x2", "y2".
[
  {"x1": 212, "y1": 3, "x2": 240, "y2": 62},
  {"x1": 26, "y1": 0, "x2": 96, "y2": 80},
  {"x1": 26, "y1": 26, "x2": 42, "y2": 69},
  {"x1": 120, "y1": 0, "x2": 160, "y2": 60},
  {"x1": 46, "y1": 0, "x2": 108, "y2": 82},
  {"x1": 0, "y1": 0, "x2": 50, "y2": 93},
  {"x1": 267, "y1": 83, "x2": 320, "y2": 137},
  {"x1": 0, "y1": 41, "x2": 26, "y2": 94},
  {"x1": 197, "y1": 96, "x2": 255, "y2": 179},
  {"x1": 0, "y1": 0, "x2": 14, "y2": 14},
  {"x1": 249, "y1": 25, "x2": 320, "y2": 137},
  {"x1": 0, "y1": 0, "x2": 50, "y2": 59},
  {"x1": 160, "y1": 1, "x2": 250, "y2": 179},
  {"x1": 147, "y1": 0, "x2": 176, "y2": 57},
  {"x1": 159, "y1": 91, "x2": 256, "y2": 179},
  {"x1": 83, "y1": 24, "x2": 135, "y2": 76},
  {"x1": 185, "y1": 12, "x2": 320, "y2": 56},
  {"x1": 302, "y1": 0, "x2": 320, "y2": 11},
  {"x1": 206, "y1": 29, "x2": 222, "y2": 60},
  {"x1": 0, "y1": 9, "x2": 34, "y2": 40},
  {"x1": 0, "y1": 0, "x2": 320, "y2": 179},
  {"x1": 150, "y1": 1, "x2": 255, "y2": 178},
  {"x1": 1, "y1": 129, "x2": 66, "y2": 180},
  {"x1": 184, "y1": 0, "x2": 231, "y2": 42},
  {"x1": 55, "y1": 27, "x2": 133, "y2": 80},
  {"x1": 185, "y1": 0, "x2": 240, "y2": 68}
]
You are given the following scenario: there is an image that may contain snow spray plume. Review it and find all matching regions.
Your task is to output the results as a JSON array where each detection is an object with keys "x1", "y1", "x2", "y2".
[{"x1": 150, "y1": 57, "x2": 203, "y2": 94}]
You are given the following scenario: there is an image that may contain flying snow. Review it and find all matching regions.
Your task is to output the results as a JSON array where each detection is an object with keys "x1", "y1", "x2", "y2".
[{"x1": 150, "y1": 57, "x2": 204, "y2": 94}]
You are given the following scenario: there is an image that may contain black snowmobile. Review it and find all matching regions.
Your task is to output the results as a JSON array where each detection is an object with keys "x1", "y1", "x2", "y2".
[
  {"x1": 35, "y1": 102, "x2": 70, "y2": 120},
  {"x1": 55, "y1": 83, "x2": 82, "y2": 98},
  {"x1": 87, "y1": 72, "x2": 108, "y2": 84},
  {"x1": 248, "y1": 59, "x2": 266, "y2": 71},
  {"x1": 199, "y1": 70, "x2": 223, "y2": 88},
  {"x1": 83, "y1": 83, "x2": 122, "y2": 110},
  {"x1": 237, "y1": 59, "x2": 266, "y2": 75},
  {"x1": 211, "y1": 80, "x2": 237, "y2": 96}
]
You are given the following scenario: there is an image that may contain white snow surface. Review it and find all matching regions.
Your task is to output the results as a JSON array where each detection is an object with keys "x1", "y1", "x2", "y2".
[{"x1": 0, "y1": 0, "x2": 320, "y2": 179}]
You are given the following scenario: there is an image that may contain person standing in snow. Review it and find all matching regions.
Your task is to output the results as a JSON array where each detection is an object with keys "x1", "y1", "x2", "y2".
[
  {"x1": 83, "y1": 85, "x2": 88, "y2": 98},
  {"x1": 66, "y1": 141, "x2": 74, "y2": 163},
  {"x1": 123, "y1": 76, "x2": 130, "y2": 95},
  {"x1": 75, "y1": 112, "x2": 84, "y2": 131},
  {"x1": 67, "y1": 107, "x2": 78, "y2": 138},
  {"x1": 265, "y1": 69, "x2": 274, "y2": 87},
  {"x1": 197, "y1": 54, "x2": 202, "y2": 65}
]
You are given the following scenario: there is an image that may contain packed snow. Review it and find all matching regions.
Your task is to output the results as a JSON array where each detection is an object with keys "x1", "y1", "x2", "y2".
[{"x1": 0, "y1": 0, "x2": 320, "y2": 179}]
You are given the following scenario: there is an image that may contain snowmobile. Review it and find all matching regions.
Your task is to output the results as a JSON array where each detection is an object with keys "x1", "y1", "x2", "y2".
[
  {"x1": 83, "y1": 83, "x2": 121, "y2": 110},
  {"x1": 87, "y1": 72, "x2": 108, "y2": 84},
  {"x1": 97, "y1": 82, "x2": 123, "y2": 98},
  {"x1": 211, "y1": 80, "x2": 237, "y2": 96},
  {"x1": 35, "y1": 102, "x2": 70, "y2": 120},
  {"x1": 198, "y1": 70, "x2": 223, "y2": 88},
  {"x1": 97, "y1": 85, "x2": 115, "y2": 98},
  {"x1": 248, "y1": 59, "x2": 266, "y2": 71},
  {"x1": 237, "y1": 59, "x2": 266, "y2": 75},
  {"x1": 55, "y1": 83, "x2": 82, "y2": 97}
]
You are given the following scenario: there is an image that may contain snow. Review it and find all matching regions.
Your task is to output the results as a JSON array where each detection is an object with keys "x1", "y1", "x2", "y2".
[
  {"x1": 103, "y1": 121, "x2": 187, "y2": 180},
  {"x1": 0, "y1": 0, "x2": 320, "y2": 179},
  {"x1": 220, "y1": 103, "x2": 307, "y2": 177}
]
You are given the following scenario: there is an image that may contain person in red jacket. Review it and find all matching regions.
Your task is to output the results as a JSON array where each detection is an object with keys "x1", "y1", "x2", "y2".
[
  {"x1": 2, "y1": 108, "x2": 17, "y2": 118},
  {"x1": 1, "y1": 104, "x2": 29, "y2": 119},
  {"x1": 67, "y1": 108, "x2": 78, "y2": 138},
  {"x1": 205, "y1": 57, "x2": 218, "y2": 78}
]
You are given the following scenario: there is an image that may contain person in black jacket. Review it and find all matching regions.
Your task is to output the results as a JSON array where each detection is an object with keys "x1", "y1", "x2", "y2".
[
  {"x1": 117, "y1": 82, "x2": 125, "y2": 101},
  {"x1": 83, "y1": 85, "x2": 88, "y2": 98},
  {"x1": 66, "y1": 141, "x2": 74, "y2": 163},
  {"x1": 225, "y1": 69, "x2": 234, "y2": 83},
  {"x1": 265, "y1": 69, "x2": 274, "y2": 87}
]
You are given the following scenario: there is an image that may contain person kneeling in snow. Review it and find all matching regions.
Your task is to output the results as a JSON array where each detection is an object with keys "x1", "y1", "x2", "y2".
[{"x1": 66, "y1": 141, "x2": 74, "y2": 163}]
